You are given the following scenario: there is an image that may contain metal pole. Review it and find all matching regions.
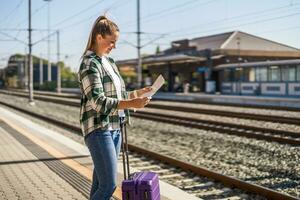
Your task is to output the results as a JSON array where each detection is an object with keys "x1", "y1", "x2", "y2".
[
  {"x1": 56, "y1": 30, "x2": 61, "y2": 93},
  {"x1": 28, "y1": 0, "x2": 34, "y2": 104},
  {"x1": 46, "y1": 0, "x2": 51, "y2": 82},
  {"x1": 137, "y1": 0, "x2": 142, "y2": 88}
]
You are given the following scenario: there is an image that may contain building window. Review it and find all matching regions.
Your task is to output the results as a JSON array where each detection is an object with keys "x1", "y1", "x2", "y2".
[
  {"x1": 297, "y1": 65, "x2": 300, "y2": 82},
  {"x1": 244, "y1": 67, "x2": 255, "y2": 82},
  {"x1": 282, "y1": 65, "x2": 295, "y2": 82},
  {"x1": 268, "y1": 65, "x2": 280, "y2": 82},
  {"x1": 223, "y1": 69, "x2": 233, "y2": 82},
  {"x1": 255, "y1": 67, "x2": 267, "y2": 82},
  {"x1": 234, "y1": 67, "x2": 243, "y2": 81}
]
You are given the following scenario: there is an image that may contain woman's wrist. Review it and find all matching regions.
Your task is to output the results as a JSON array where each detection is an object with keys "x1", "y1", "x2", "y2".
[
  {"x1": 118, "y1": 99, "x2": 134, "y2": 109},
  {"x1": 134, "y1": 90, "x2": 138, "y2": 98}
]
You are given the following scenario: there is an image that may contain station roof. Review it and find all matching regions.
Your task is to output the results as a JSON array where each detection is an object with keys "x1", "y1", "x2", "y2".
[
  {"x1": 116, "y1": 31, "x2": 300, "y2": 67},
  {"x1": 188, "y1": 31, "x2": 300, "y2": 52},
  {"x1": 214, "y1": 59, "x2": 300, "y2": 70},
  {"x1": 117, "y1": 54, "x2": 224, "y2": 66}
]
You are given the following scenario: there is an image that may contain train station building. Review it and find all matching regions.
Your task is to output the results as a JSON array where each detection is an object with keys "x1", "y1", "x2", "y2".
[
  {"x1": 1, "y1": 54, "x2": 58, "y2": 89},
  {"x1": 117, "y1": 31, "x2": 300, "y2": 97}
]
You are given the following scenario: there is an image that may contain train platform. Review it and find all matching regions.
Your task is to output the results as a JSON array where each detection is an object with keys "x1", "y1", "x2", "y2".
[
  {"x1": 34, "y1": 88, "x2": 300, "y2": 109},
  {"x1": 0, "y1": 105, "x2": 201, "y2": 200},
  {"x1": 153, "y1": 92, "x2": 300, "y2": 109}
]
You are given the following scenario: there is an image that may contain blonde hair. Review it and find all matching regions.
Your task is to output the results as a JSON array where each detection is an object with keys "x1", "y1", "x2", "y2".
[{"x1": 82, "y1": 15, "x2": 119, "y2": 57}]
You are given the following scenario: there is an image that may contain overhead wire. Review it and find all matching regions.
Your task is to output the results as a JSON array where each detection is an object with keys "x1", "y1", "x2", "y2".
[
  {"x1": 120, "y1": 3, "x2": 300, "y2": 52},
  {"x1": 0, "y1": 1, "x2": 49, "y2": 65},
  {"x1": 0, "y1": 1, "x2": 50, "y2": 51},
  {"x1": 116, "y1": 1, "x2": 298, "y2": 55},
  {"x1": 3, "y1": 0, "x2": 300, "y2": 68},
  {"x1": 50, "y1": 0, "x2": 133, "y2": 66},
  {"x1": 52, "y1": 0, "x2": 105, "y2": 28},
  {"x1": 120, "y1": 0, "x2": 219, "y2": 27},
  {"x1": 0, "y1": 0, "x2": 25, "y2": 27},
  {"x1": 168, "y1": 11, "x2": 300, "y2": 39},
  {"x1": 59, "y1": 0, "x2": 132, "y2": 48},
  {"x1": 57, "y1": 0, "x2": 132, "y2": 32},
  {"x1": 120, "y1": 1, "x2": 300, "y2": 50},
  {"x1": 32, "y1": 0, "x2": 124, "y2": 57},
  {"x1": 166, "y1": 2, "x2": 300, "y2": 38},
  {"x1": 10, "y1": 2, "x2": 48, "y2": 30},
  {"x1": 1, "y1": 0, "x2": 132, "y2": 62},
  {"x1": 134, "y1": 1, "x2": 300, "y2": 49},
  {"x1": 0, "y1": 31, "x2": 27, "y2": 45},
  {"x1": 117, "y1": 0, "x2": 300, "y2": 43}
]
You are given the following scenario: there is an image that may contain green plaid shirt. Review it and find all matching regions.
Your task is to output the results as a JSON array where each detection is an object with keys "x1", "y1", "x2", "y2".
[{"x1": 78, "y1": 50, "x2": 131, "y2": 137}]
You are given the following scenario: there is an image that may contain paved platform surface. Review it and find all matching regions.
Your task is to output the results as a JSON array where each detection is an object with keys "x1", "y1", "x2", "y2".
[
  {"x1": 0, "y1": 123, "x2": 86, "y2": 200},
  {"x1": 153, "y1": 92, "x2": 300, "y2": 109},
  {"x1": 0, "y1": 105, "x2": 201, "y2": 200}
]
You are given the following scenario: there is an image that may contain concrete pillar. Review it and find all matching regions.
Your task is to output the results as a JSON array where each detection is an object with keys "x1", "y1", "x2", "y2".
[
  {"x1": 47, "y1": 61, "x2": 51, "y2": 81},
  {"x1": 24, "y1": 55, "x2": 28, "y2": 90},
  {"x1": 39, "y1": 58, "x2": 43, "y2": 85},
  {"x1": 57, "y1": 63, "x2": 61, "y2": 93}
]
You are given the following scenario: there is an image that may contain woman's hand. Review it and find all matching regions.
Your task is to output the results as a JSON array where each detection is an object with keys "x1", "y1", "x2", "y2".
[
  {"x1": 131, "y1": 97, "x2": 151, "y2": 108},
  {"x1": 118, "y1": 97, "x2": 151, "y2": 109},
  {"x1": 136, "y1": 86, "x2": 152, "y2": 97}
]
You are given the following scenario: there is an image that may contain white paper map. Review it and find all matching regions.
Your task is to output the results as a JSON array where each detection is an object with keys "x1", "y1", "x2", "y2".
[{"x1": 142, "y1": 75, "x2": 165, "y2": 97}]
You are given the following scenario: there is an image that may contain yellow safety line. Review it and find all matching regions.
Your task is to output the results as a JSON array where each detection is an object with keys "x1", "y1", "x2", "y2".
[{"x1": 1, "y1": 117, "x2": 122, "y2": 200}]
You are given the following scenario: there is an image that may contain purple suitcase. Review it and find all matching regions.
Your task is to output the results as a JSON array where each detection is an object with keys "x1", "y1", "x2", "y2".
[
  {"x1": 120, "y1": 118, "x2": 160, "y2": 200},
  {"x1": 122, "y1": 172, "x2": 160, "y2": 200}
]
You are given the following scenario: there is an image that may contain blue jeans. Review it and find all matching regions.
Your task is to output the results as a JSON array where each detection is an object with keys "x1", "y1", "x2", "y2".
[{"x1": 85, "y1": 129, "x2": 121, "y2": 200}]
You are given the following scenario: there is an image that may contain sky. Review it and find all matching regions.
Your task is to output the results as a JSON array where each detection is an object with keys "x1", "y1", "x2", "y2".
[{"x1": 1, "y1": 0, "x2": 300, "y2": 72}]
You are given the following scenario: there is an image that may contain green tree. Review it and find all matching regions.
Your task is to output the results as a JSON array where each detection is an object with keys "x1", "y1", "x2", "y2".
[
  {"x1": 59, "y1": 62, "x2": 78, "y2": 88},
  {"x1": 155, "y1": 45, "x2": 160, "y2": 54}
]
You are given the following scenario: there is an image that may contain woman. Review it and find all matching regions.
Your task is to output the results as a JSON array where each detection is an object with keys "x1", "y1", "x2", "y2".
[{"x1": 78, "y1": 15, "x2": 151, "y2": 200}]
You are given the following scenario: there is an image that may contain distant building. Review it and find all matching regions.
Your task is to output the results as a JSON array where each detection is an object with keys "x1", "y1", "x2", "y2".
[
  {"x1": 3, "y1": 54, "x2": 57, "y2": 89},
  {"x1": 117, "y1": 31, "x2": 300, "y2": 96}
]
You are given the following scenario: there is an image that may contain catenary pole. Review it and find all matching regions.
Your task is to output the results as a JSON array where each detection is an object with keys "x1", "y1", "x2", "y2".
[
  {"x1": 28, "y1": 0, "x2": 34, "y2": 104},
  {"x1": 56, "y1": 30, "x2": 61, "y2": 93},
  {"x1": 137, "y1": 0, "x2": 142, "y2": 88},
  {"x1": 45, "y1": 0, "x2": 52, "y2": 81}
]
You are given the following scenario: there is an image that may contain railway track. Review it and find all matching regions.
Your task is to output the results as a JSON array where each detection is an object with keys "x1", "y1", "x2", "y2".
[
  {"x1": 0, "y1": 101, "x2": 298, "y2": 200},
  {"x1": 1, "y1": 90, "x2": 299, "y2": 145},
  {"x1": 147, "y1": 103, "x2": 300, "y2": 126},
  {"x1": 133, "y1": 111, "x2": 300, "y2": 146},
  {"x1": 2, "y1": 89, "x2": 300, "y2": 126},
  {"x1": 6, "y1": 88, "x2": 300, "y2": 112}
]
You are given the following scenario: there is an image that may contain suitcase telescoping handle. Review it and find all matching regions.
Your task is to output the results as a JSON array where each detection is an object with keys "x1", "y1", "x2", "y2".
[{"x1": 120, "y1": 117, "x2": 130, "y2": 180}]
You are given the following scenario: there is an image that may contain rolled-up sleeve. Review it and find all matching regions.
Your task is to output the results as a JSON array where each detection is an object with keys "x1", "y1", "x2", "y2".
[{"x1": 80, "y1": 61, "x2": 119, "y2": 115}]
